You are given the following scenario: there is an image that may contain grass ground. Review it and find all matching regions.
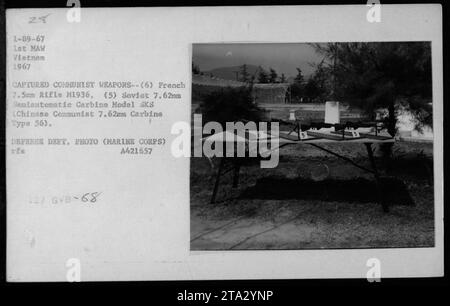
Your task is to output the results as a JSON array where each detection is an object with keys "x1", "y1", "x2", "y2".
[{"x1": 190, "y1": 141, "x2": 434, "y2": 250}]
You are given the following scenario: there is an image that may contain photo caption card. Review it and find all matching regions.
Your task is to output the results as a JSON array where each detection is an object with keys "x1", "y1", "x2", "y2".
[{"x1": 6, "y1": 5, "x2": 443, "y2": 282}]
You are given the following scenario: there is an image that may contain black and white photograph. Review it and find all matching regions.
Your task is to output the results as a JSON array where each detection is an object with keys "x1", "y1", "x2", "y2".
[{"x1": 191, "y1": 42, "x2": 434, "y2": 250}]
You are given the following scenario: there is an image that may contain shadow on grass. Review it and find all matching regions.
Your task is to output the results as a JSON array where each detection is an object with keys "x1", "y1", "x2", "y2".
[{"x1": 240, "y1": 176, "x2": 414, "y2": 206}]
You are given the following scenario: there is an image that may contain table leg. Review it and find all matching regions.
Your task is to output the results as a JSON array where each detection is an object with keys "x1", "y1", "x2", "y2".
[
  {"x1": 211, "y1": 158, "x2": 225, "y2": 204},
  {"x1": 232, "y1": 160, "x2": 241, "y2": 188}
]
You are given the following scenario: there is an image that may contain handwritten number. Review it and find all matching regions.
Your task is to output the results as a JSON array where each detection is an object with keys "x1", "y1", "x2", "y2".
[
  {"x1": 29, "y1": 14, "x2": 51, "y2": 24},
  {"x1": 81, "y1": 192, "x2": 102, "y2": 203},
  {"x1": 91, "y1": 192, "x2": 101, "y2": 203}
]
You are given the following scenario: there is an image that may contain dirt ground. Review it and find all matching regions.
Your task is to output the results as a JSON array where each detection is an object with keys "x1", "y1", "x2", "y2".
[{"x1": 190, "y1": 142, "x2": 434, "y2": 250}]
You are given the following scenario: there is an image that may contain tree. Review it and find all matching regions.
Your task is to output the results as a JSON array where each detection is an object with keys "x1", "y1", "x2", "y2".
[
  {"x1": 294, "y1": 68, "x2": 304, "y2": 84},
  {"x1": 303, "y1": 78, "x2": 321, "y2": 103},
  {"x1": 290, "y1": 68, "x2": 306, "y2": 102},
  {"x1": 269, "y1": 68, "x2": 278, "y2": 83},
  {"x1": 200, "y1": 87, "x2": 263, "y2": 125},
  {"x1": 239, "y1": 64, "x2": 251, "y2": 83},
  {"x1": 309, "y1": 61, "x2": 330, "y2": 102},
  {"x1": 280, "y1": 73, "x2": 287, "y2": 83},
  {"x1": 257, "y1": 67, "x2": 269, "y2": 83},
  {"x1": 249, "y1": 74, "x2": 256, "y2": 85},
  {"x1": 311, "y1": 42, "x2": 432, "y2": 136},
  {"x1": 192, "y1": 62, "x2": 200, "y2": 74}
]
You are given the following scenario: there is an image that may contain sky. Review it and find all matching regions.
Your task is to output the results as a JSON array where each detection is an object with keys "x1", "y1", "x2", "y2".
[{"x1": 192, "y1": 43, "x2": 325, "y2": 78}]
